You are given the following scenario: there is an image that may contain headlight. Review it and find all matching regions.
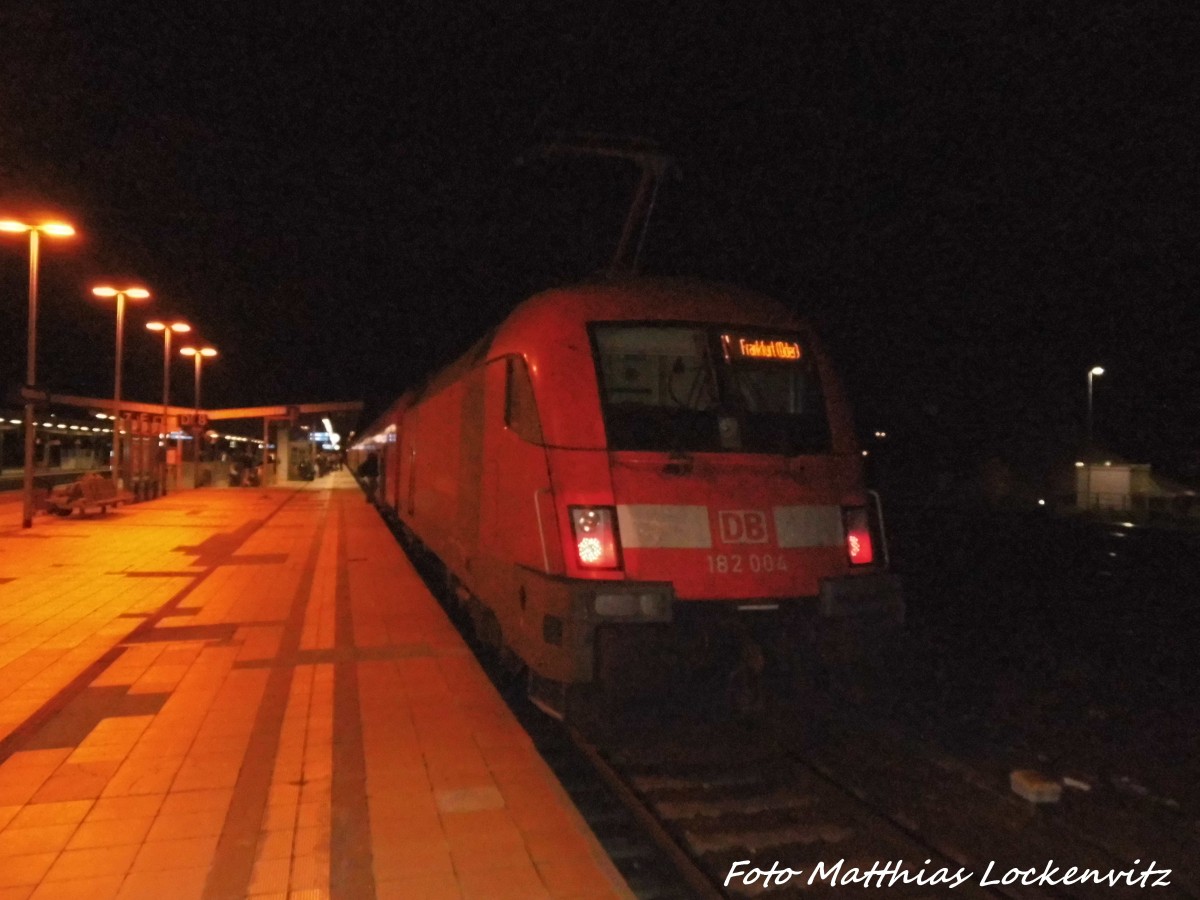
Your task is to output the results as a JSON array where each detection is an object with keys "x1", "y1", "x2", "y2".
[
  {"x1": 569, "y1": 505, "x2": 622, "y2": 569},
  {"x1": 594, "y1": 591, "x2": 668, "y2": 619}
]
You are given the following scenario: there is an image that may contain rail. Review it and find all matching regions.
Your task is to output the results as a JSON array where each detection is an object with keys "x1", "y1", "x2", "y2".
[{"x1": 567, "y1": 725, "x2": 726, "y2": 900}]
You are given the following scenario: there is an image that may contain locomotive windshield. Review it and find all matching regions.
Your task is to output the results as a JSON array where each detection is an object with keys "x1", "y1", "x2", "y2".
[{"x1": 592, "y1": 323, "x2": 830, "y2": 454}]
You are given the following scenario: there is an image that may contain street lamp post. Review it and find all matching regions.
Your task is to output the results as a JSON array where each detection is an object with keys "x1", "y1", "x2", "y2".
[
  {"x1": 146, "y1": 320, "x2": 191, "y2": 495},
  {"x1": 180, "y1": 345, "x2": 217, "y2": 487},
  {"x1": 1087, "y1": 365, "x2": 1105, "y2": 447},
  {"x1": 93, "y1": 285, "x2": 151, "y2": 490},
  {"x1": 1, "y1": 218, "x2": 75, "y2": 528}
]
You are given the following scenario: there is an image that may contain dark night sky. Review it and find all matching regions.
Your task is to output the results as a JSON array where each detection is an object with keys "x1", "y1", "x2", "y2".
[{"x1": 2, "y1": 2, "x2": 1198, "y2": 478}]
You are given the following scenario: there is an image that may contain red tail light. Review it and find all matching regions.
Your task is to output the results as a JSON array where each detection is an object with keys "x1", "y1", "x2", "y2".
[
  {"x1": 569, "y1": 506, "x2": 621, "y2": 569},
  {"x1": 842, "y1": 506, "x2": 875, "y2": 565}
]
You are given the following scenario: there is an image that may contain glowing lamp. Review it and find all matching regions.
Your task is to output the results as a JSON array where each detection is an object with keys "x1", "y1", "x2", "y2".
[
  {"x1": 570, "y1": 506, "x2": 621, "y2": 569},
  {"x1": 842, "y1": 506, "x2": 875, "y2": 566}
]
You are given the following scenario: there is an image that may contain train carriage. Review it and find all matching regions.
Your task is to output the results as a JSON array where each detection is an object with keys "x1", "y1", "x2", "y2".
[{"x1": 354, "y1": 276, "x2": 902, "y2": 719}]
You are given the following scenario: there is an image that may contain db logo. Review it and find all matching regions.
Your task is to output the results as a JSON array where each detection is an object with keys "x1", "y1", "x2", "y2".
[{"x1": 717, "y1": 510, "x2": 769, "y2": 545}]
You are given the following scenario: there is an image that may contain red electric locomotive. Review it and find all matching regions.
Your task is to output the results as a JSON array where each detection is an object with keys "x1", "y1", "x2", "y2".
[{"x1": 354, "y1": 275, "x2": 903, "y2": 720}]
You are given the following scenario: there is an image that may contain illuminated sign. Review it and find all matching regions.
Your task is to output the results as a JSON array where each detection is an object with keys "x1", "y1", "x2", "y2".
[{"x1": 721, "y1": 333, "x2": 803, "y2": 362}]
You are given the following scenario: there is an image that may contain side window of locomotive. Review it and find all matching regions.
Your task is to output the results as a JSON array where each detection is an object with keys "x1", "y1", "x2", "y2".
[
  {"x1": 593, "y1": 325, "x2": 721, "y2": 452},
  {"x1": 504, "y1": 356, "x2": 544, "y2": 444}
]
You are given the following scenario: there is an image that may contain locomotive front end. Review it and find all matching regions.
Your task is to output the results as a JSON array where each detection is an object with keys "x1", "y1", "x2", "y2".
[{"x1": 514, "y1": 283, "x2": 903, "y2": 718}]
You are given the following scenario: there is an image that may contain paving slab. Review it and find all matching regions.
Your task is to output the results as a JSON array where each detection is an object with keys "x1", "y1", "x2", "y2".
[{"x1": 0, "y1": 472, "x2": 632, "y2": 899}]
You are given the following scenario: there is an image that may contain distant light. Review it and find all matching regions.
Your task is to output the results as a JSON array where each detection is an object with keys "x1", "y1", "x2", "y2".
[
  {"x1": 861, "y1": 449, "x2": 869, "y2": 456},
  {"x1": 1104, "y1": 461, "x2": 1112, "y2": 466},
  {"x1": 1089, "y1": 366, "x2": 1105, "y2": 376},
  {"x1": 1037, "y1": 499, "x2": 1046, "y2": 506},
  {"x1": 1074, "y1": 461, "x2": 1084, "y2": 467}
]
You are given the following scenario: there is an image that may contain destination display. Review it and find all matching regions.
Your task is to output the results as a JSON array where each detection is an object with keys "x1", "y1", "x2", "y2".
[{"x1": 720, "y1": 333, "x2": 804, "y2": 362}]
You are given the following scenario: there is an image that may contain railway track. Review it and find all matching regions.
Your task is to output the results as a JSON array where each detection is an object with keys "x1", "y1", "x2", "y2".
[
  {"x1": 565, "y1": 692, "x2": 1198, "y2": 900},
  {"x1": 576, "y1": 714, "x2": 1004, "y2": 899}
]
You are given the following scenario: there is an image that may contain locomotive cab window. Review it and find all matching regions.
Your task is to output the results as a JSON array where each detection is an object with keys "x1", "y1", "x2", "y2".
[
  {"x1": 592, "y1": 323, "x2": 830, "y2": 455},
  {"x1": 504, "y1": 355, "x2": 544, "y2": 444}
]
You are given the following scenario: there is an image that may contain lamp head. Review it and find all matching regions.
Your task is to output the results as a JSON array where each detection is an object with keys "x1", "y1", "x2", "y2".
[
  {"x1": 93, "y1": 285, "x2": 150, "y2": 299},
  {"x1": 0, "y1": 220, "x2": 74, "y2": 237},
  {"x1": 148, "y1": 320, "x2": 191, "y2": 334},
  {"x1": 1090, "y1": 366, "x2": 1105, "y2": 377}
]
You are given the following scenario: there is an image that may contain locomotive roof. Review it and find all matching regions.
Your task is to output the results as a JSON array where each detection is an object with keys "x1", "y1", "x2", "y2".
[
  {"x1": 361, "y1": 276, "x2": 815, "y2": 437},
  {"x1": 495, "y1": 276, "x2": 806, "y2": 346}
]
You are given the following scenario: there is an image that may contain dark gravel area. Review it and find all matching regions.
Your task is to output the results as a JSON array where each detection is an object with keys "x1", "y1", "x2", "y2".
[{"x1": 858, "y1": 507, "x2": 1200, "y2": 890}]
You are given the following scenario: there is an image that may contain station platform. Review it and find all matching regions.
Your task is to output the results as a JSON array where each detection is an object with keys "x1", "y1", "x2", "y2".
[{"x1": 0, "y1": 472, "x2": 632, "y2": 900}]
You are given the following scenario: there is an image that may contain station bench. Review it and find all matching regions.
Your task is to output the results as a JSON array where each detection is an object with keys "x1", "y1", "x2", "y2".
[{"x1": 43, "y1": 473, "x2": 136, "y2": 517}]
